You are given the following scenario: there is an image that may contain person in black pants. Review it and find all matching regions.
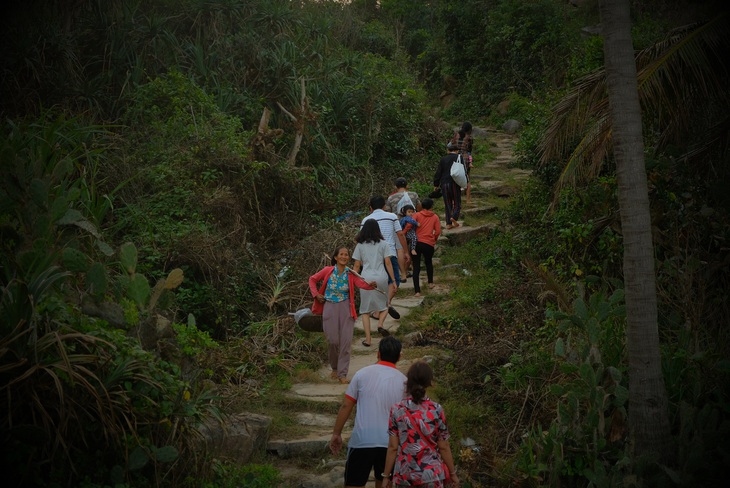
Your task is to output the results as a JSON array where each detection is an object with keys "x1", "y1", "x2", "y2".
[
  {"x1": 411, "y1": 198, "x2": 442, "y2": 297},
  {"x1": 433, "y1": 145, "x2": 462, "y2": 229}
]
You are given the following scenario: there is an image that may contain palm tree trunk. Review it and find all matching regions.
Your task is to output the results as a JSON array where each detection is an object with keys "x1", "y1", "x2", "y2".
[{"x1": 599, "y1": 0, "x2": 672, "y2": 462}]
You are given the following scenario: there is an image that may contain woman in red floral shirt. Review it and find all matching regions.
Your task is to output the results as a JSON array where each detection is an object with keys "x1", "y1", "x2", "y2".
[{"x1": 382, "y1": 362, "x2": 460, "y2": 487}]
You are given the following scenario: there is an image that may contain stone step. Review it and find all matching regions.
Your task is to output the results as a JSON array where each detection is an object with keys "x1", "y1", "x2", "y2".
[
  {"x1": 443, "y1": 223, "x2": 498, "y2": 246},
  {"x1": 273, "y1": 126, "x2": 518, "y2": 486},
  {"x1": 469, "y1": 173, "x2": 494, "y2": 181},
  {"x1": 267, "y1": 432, "x2": 332, "y2": 459},
  {"x1": 463, "y1": 204, "x2": 499, "y2": 217}
]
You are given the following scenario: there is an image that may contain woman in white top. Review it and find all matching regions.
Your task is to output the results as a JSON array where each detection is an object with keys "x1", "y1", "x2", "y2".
[{"x1": 353, "y1": 219, "x2": 397, "y2": 346}]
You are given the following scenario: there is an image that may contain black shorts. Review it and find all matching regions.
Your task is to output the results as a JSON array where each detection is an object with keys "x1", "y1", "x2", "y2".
[{"x1": 344, "y1": 447, "x2": 387, "y2": 487}]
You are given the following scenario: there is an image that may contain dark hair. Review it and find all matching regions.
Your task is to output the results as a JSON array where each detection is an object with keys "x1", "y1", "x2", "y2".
[
  {"x1": 399, "y1": 204, "x2": 415, "y2": 216},
  {"x1": 459, "y1": 121, "x2": 473, "y2": 138},
  {"x1": 379, "y1": 336, "x2": 402, "y2": 363},
  {"x1": 369, "y1": 195, "x2": 386, "y2": 210},
  {"x1": 406, "y1": 361, "x2": 433, "y2": 404},
  {"x1": 394, "y1": 177, "x2": 408, "y2": 188},
  {"x1": 421, "y1": 198, "x2": 434, "y2": 210},
  {"x1": 356, "y1": 218, "x2": 384, "y2": 244},
  {"x1": 330, "y1": 246, "x2": 349, "y2": 265}
]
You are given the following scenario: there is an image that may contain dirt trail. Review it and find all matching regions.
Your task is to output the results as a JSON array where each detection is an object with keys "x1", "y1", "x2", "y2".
[{"x1": 266, "y1": 128, "x2": 521, "y2": 487}]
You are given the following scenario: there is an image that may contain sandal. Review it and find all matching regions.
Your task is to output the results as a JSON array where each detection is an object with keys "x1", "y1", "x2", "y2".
[
  {"x1": 330, "y1": 370, "x2": 338, "y2": 379},
  {"x1": 388, "y1": 306, "x2": 400, "y2": 319},
  {"x1": 338, "y1": 377, "x2": 350, "y2": 384},
  {"x1": 362, "y1": 340, "x2": 371, "y2": 347},
  {"x1": 377, "y1": 327, "x2": 391, "y2": 337}
]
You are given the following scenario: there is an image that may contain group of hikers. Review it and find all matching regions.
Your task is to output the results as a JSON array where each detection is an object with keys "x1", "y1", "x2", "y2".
[
  {"x1": 330, "y1": 338, "x2": 460, "y2": 488},
  {"x1": 304, "y1": 123, "x2": 474, "y2": 487}
]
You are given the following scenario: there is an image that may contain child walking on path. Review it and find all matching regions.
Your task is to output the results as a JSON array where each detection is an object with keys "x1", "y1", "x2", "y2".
[{"x1": 412, "y1": 198, "x2": 441, "y2": 297}]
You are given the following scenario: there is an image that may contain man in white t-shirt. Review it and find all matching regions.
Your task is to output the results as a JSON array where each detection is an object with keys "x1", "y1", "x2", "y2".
[
  {"x1": 329, "y1": 337, "x2": 407, "y2": 488},
  {"x1": 361, "y1": 195, "x2": 409, "y2": 320}
]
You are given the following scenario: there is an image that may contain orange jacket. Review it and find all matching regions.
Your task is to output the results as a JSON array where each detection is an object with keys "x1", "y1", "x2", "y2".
[{"x1": 413, "y1": 210, "x2": 441, "y2": 247}]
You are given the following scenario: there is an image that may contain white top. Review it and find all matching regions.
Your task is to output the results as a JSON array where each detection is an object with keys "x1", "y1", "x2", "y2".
[
  {"x1": 352, "y1": 240, "x2": 391, "y2": 314},
  {"x1": 345, "y1": 362, "x2": 407, "y2": 448},
  {"x1": 361, "y1": 209, "x2": 403, "y2": 256}
]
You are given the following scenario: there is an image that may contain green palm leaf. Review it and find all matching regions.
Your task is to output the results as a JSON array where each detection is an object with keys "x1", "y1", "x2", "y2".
[{"x1": 539, "y1": 13, "x2": 730, "y2": 196}]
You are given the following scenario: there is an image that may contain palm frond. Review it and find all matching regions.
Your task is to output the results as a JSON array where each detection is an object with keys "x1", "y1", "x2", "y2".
[
  {"x1": 539, "y1": 12, "x2": 730, "y2": 197},
  {"x1": 637, "y1": 15, "x2": 730, "y2": 149},
  {"x1": 538, "y1": 68, "x2": 607, "y2": 165},
  {"x1": 555, "y1": 109, "x2": 612, "y2": 193}
]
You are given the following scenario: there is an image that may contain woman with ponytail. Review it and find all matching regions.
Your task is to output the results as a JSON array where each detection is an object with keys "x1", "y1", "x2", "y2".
[{"x1": 382, "y1": 362, "x2": 460, "y2": 487}]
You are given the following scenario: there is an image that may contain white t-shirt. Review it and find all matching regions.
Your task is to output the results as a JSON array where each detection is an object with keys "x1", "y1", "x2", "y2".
[
  {"x1": 361, "y1": 209, "x2": 403, "y2": 256},
  {"x1": 345, "y1": 362, "x2": 407, "y2": 448}
]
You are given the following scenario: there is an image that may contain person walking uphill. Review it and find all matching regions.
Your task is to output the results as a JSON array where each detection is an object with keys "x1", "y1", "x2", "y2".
[
  {"x1": 434, "y1": 144, "x2": 462, "y2": 230},
  {"x1": 385, "y1": 177, "x2": 421, "y2": 215},
  {"x1": 353, "y1": 219, "x2": 397, "y2": 347},
  {"x1": 361, "y1": 195, "x2": 409, "y2": 323},
  {"x1": 330, "y1": 336, "x2": 407, "y2": 488},
  {"x1": 412, "y1": 198, "x2": 441, "y2": 297},
  {"x1": 382, "y1": 361, "x2": 460, "y2": 488},
  {"x1": 450, "y1": 122, "x2": 474, "y2": 205},
  {"x1": 385, "y1": 177, "x2": 421, "y2": 282},
  {"x1": 309, "y1": 246, "x2": 377, "y2": 384}
]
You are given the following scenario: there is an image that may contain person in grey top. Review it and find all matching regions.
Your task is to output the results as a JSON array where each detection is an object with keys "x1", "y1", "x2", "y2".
[
  {"x1": 360, "y1": 195, "x2": 408, "y2": 323},
  {"x1": 353, "y1": 219, "x2": 397, "y2": 346}
]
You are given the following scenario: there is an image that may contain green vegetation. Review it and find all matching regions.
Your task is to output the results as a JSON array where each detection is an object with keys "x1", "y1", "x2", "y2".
[{"x1": 1, "y1": 0, "x2": 728, "y2": 486}]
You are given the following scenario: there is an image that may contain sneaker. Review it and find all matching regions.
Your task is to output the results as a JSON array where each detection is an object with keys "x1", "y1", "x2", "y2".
[{"x1": 388, "y1": 306, "x2": 400, "y2": 319}]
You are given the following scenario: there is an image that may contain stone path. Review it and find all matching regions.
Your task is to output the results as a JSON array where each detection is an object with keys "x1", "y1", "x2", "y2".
[
  {"x1": 267, "y1": 280, "x2": 427, "y2": 487},
  {"x1": 267, "y1": 128, "x2": 519, "y2": 487}
]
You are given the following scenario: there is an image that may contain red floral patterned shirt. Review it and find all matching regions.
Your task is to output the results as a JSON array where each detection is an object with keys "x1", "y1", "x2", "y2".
[{"x1": 387, "y1": 397, "x2": 451, "y2": 486}]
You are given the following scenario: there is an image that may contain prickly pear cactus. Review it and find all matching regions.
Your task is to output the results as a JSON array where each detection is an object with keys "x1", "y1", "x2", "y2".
[
  {"x1": 107, "y1": 242, "x2": 184, "y2": 312},
  {"x1": 86, "y1": 262, "x2": 107, "y2": 298},
  {"x1": 119, "y1": 242, "x2": 138, "y2": 275},
  {"x1": 148, "y1": 268, "x2": 184, "y2": 311}
]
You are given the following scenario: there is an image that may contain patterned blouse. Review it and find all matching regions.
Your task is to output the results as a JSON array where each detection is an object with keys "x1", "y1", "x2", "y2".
[
  {"x1": 324, "y1": 267, "x2": 349, "y2": 303},
  {"x1": 388, "y1": 397, "x2": 451, "y2": 486}
]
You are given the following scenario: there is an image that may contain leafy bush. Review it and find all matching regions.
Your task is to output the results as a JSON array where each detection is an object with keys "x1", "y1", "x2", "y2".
[
  {"x1": 198, "y1": 460, "x2": 281, "y2": 488},
  {"x1": 174, "y1": 315, "x2": 219, "y2": 357},
  {"x1": 0, "y1": 114, "x2": 222, "y2": 487},
  {"x1": 515, "y1": 290, "x2": 629, "y2": 487}
]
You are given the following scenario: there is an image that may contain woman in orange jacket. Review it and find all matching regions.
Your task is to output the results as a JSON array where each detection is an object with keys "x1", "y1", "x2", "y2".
[{"x1": 309, "y1": 246, "x2": 376, "y2": 383}]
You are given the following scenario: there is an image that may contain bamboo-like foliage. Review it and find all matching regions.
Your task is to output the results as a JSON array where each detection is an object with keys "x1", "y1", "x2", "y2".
[{"x1": 538, "y1": 13, "x2": 730, "y2": 196}]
